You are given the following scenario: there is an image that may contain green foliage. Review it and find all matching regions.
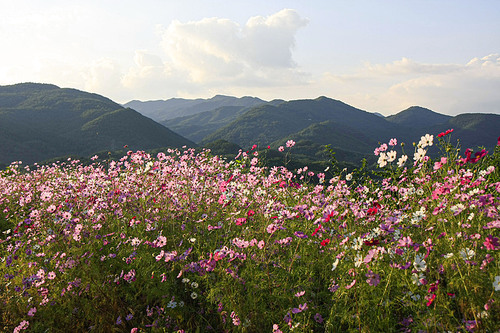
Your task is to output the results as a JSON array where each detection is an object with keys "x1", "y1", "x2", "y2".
[
  {"x1": 202, "y1": 139, "x2": 242, "y2": 158},
  {"x1": 199, "y1": 97, "x2": 500, "y2": 170},
  {"x1": 126, "y1": 95, "x2": 267, "y2": 123},
  {"x1": 1, "y1": 133, "x2": 498, "y2": 331},
  {"x1": 0, "y1": 83, "x2": 194, "y2": 165}
]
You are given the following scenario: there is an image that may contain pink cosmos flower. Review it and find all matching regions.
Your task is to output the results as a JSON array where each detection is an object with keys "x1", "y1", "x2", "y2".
[
  {"x1": 291, "y1": 303, "x2": 308, "y2": 313},
  {"x1": 61, "y1": 212, "x2": 72, "y2": 220},
  {"x1": 398, "y1": 236, "x2": 413, "y2": 247},
  {"x1": 27, "y1": 307, "x2": 37, "y2": 316},
  {"x1": 266, "y1": 223, "x2": 278, "y2": 234},
  {"x1": 426, "y1": 293, "x2": 436, "y2": 307},
  {"x1": 484, "y1": 235, "x2": 499, "y2": 250},
  {"x1": 13, "y1": 320, "x2": 29, "y2": 332},
  {"x1": 345, "y1": 279, "x2": 356, "y2": 289},
  {"x1": 433, "y1": 157, "x2": 447, "y2": 170},
  {"x1": 286, "y1": 140, "x2": 296, "y2": 148},
  {"x1": 311, "y1": 224, "x2": 322, "y2": 237},
  {"x1": 230, "y1": 311, "x2": 241, "y2": 326},
  {"x1": 40, "y1": 191, "x2": 52, "y2": 201},
  {"x1": 438, "y1": 129, "x2": 454, "y2": 137},
  {"x1": 365, "y1": 270, "x2": 380, "y2": 286},
  {"x1": 389, "y1": 138, "x2": 397, "y2": 146},
  {"x1": 278, "y1": 146, "x2": 285, "y2": 152},
  {"x1": 235, "y1": 217, "x2": 247, "y2": 225},
  {"x1": 273, "y1": 324, "x2": 283, "y2": 333}
]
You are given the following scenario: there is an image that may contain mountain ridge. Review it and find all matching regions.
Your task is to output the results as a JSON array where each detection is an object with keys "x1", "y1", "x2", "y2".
[
  {"x1": 2, "y1": 83, "x2": 499, "y2": 168},
  {"x1": 123, "y1": 94, "x2": 268, "y2": 122},
  {"x1": 0, "y1": 83, "x2": 194, "y2": 165}
]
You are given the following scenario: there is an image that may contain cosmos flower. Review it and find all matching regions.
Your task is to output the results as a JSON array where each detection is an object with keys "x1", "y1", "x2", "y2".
[
  {"x1": 397, "y1": 154, "x2": 408, "y2": 167},
  {"x1": 418, "y1": 134, "x2": 434, "y2": 148},
  {"x1": 494, "y1": 276, "x2": 500, "y2": 291}
]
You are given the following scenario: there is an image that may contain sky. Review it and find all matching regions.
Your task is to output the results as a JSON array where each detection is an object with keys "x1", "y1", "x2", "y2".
[{"x1": 1, "y1": 0, "x2": 499, "y2": 116}]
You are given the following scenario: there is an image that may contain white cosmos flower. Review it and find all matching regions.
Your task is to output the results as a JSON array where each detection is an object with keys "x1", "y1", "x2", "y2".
[
  {"x1": 459, "y1": 248, "x2": 475, "y2": 260},
  {"x1": 387, "y1": 150, "x2": 397, "y2": 162},
  {"x1": 377, "y1": 152, "x2": 388, "y2": 168},
  {"x1": 331, "y1": 258, "x2": 340, "y2": 271},
  {"x1": 354, "y1": 254, "x2": 363, "y2": 267},
  {"x1": 411, "y1": 272, "x2": 425, "y2": 285},
  {"x1": 413, "y1": 254, "x2": 427, "y2": 272},
  {"x1": 397, "y1": 155, "x2": 408, "y2": 167},
  {"x1": 413, "y1": 148, "x2": 427, "y2": 162},
  {"x1": 418, "y1": 134, "x2": 434, "y2": 148},
  {"x1": 494, "y1": 276, "x2": 500, "y2": 291}
]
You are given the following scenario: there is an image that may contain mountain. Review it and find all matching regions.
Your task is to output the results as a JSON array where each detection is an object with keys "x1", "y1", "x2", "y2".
[
  {"x1": 199, "y1": 97, "x2": 499, "y2": 164},
  {"x1": 275, "y1": 120, "x2": 378, "y2": 154},
  {"x1": 446, "y1": 113, "x2": 500, "y2": 150},
  {"x1": 387, "y1": 107, "x2": 500, "y2": 150},
  {"x1": 162, "y1": 99, "x2": 284, "y2": 143},
  {"x1": 201, "y1": 96, "x2": 407, "y2": 150},
  {"x1": 3, "y1": 84, "x2": 498, "y2": 168},
  {"x1": 386, "y1": 106, "x2": 451, "y2": 127},
  {"x1": 0, "y1": 83, "x2": 194, "y2": 165},
  {"x1": 123, "y1": 95, "x2": 268, "y2": 122}
]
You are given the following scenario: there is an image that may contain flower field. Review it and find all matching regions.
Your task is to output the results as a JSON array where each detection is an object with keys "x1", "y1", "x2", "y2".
[{"x1": 1, "y1": 132, "x2": 499, "y2": 332}]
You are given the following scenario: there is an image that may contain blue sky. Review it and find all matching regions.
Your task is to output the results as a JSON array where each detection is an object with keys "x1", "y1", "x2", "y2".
[{"x1": 1, "y1": 0, "x2": 499, "y2": 115}]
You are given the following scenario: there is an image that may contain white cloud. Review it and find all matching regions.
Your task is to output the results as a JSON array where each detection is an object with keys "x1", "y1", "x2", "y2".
[
  {"x1": 0, "y1": 8, "x2": 309, "y2": 102},
  {"x1": 82, "y1": 59, "x2": 123, "y2": 97},
  {"x1": 363, "y1": 57, "x2": 464, "y2": 76},
  {"x1": 120, "y1": 51, "x2": 191, "y2": 100},
  {"x1": 157, "y1": 9, "x2": 309, "y2": 85},
  {"x1": 96, "y1": 9, "x2": 309, "y2": 101},
  {"x1": 315, "y1": 54, "x2": 500, "y2": 115},
  {"x1": 1, "y1": 3, "x2": 498, "y2": 116},
  {"x1": 378, "y1": 54, "x2": 500, "y2": 115}
]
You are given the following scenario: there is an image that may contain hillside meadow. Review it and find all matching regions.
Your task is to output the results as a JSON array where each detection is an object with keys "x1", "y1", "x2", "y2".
[{"x1": 1, "y1": 131, "x2": 499, "y2": 332}]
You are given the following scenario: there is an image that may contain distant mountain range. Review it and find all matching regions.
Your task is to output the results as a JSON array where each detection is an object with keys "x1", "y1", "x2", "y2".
[
  {"x1": 1, "y1": 83, "x2": 499, "y2": 168},
  {"x1": 123, "y1": 95, "x2": 272, "y2": 123},
  {"x1": 0, "y1": 83, "x2": 193, "y2": 165},
  {"x1": 129, "y1": 95, "x2": 500, "y2": 163}
]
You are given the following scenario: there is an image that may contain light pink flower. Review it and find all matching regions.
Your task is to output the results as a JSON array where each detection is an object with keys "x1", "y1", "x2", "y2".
[
  {"x1": 345, "y1": 279, "x2": 356, "y2": 289},
  {"x1": 366, "y1": 270, "x2": 381, "y2": 286},
  {"x1": 61, "y1": 211, "x2": 72, "y2": 220}
]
